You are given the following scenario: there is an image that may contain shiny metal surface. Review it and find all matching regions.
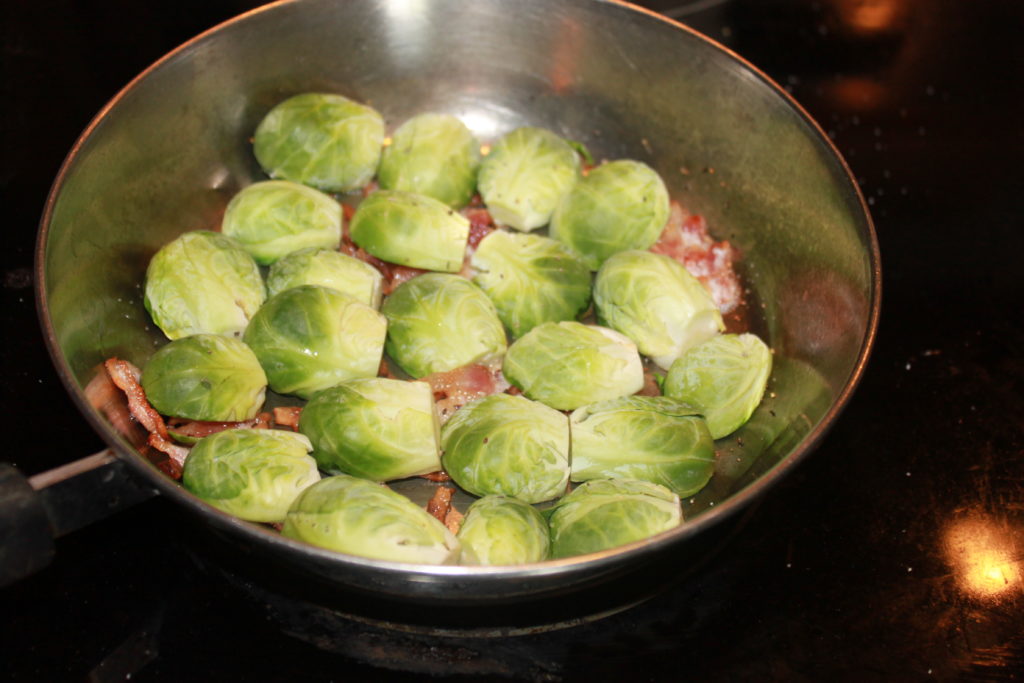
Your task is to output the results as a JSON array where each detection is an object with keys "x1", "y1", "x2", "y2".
[{"x1": 36, "y1": 0, "x2": 879, "y2": 603}]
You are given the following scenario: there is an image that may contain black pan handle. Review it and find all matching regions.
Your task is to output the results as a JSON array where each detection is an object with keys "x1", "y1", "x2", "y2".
[{"x1": 0, "y1": 451, "x2": 159, "y2": 587}]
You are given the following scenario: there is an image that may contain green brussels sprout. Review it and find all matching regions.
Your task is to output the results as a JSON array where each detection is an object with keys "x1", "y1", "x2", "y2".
[
  {"x1": 377, "y1": 113, "x2": 481, "y2": 208},
  {"x1": 253, "y1": 92, "x2": 385, "y2": 193},
  {"x1": 470, "y1": 230, "x2": 592, "y2": 338},
  {"x1": 266, "y1": 247, "x2": 383, "y2": 308},
  {"x1": 243, "y1": 285, "x2": 386, "y2": 399},
  {"x1": 299, "y1": 378, "x2": 440, "y2": 481},
  {"x1": 547, "y1": 478, "x2": 682, "y2": 559},
  {"x1": 457, "y1": 495, "x2": 551, "y2": 565},
  {"x1": 477, "y1": 126, "x2": 580, "y2": 231},
  {"x1": 441, "y1": 394, "x2": 570, "y2": 504},
  {"x1": 144, "y1": 230, "x2": 265, "y2": 340},
  {"x1": 140, "y1": 334, "x2": 267, "y2": 421},
  {"x1": 664, "y1": 333, "x2": 772, "y2": 439},
  {"x1": 569, "y1": 396, "x2": 715, "y2": 497},
  {"x1": 220, "y1": 181, "x2": 341, "y2": 265},
  {"x1": 281, "y1": 474, "x2": 461, "y2": 565},
  {"x1": 349, "y1": 190, "x2": 469, "y2": 273},
  {"x1": 550, "y1": 160, "x2": 670, "y2": 269},
  {"x1": 502, "y1": 321, "x2": 644, "y2": 410},
  {"x1": 594, "y1": 250, "x2": 724, "y2": 369},
  {"x1": 382, "y1": 273, "x2": 506, "y2": 378},
  {"x1": 182, "y1": 429, "x2": 320, "y2": 523}
]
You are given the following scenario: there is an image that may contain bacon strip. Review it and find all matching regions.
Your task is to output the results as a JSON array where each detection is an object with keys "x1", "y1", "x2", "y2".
[
  {"x1": 651, "y1": 201, "x2": 742, "y2": 314},
  {"x1": 104, "y1": 358, "x2": 168, "y2": 440},
  {"x1": 271, "y1": 406, "x2": 302, "y2": 432},
  {"x1": 423, "y1": 360, "x2": 511, "y2": 423},
  {"x1": 426, "y1": 486, "x2": 454, "y2": 523},
  {"x1": 166, "y1": 413, "x2": 272, "y2": 440},
  {"x1": 443, "y1": 505, "x2": 464, "y2": 535},
  {"x1": 419, "y1": 471, "x2": 452, "y2": 482},
  {"x1": 148, "y1": 433, "x2": 188, "y2": 478}
]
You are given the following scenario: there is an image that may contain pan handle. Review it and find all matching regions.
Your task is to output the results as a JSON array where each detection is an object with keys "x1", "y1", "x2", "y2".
[{"x1": 0, "y1": 450, "x2": 159, "y2": 587}]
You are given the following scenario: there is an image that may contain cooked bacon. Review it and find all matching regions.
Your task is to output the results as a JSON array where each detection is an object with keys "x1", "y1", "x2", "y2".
[
  {"x1": 444, "y1": 505, "x2": 464, "y2": 535},
  {"x1": 426, "y1": 486, "x2": 454, "y2": 523},
  {"x1": 272, "y1": 407, "x2": 302, "y2": 431},
  {"x1": 166, "y1": 413, "x2": 272, "y2": 441},
  {"x1": 84, "y1": 365, "x2": 150, "y2": 449},
  {"x1": 423, "y1": 360, "x2": 511, "y2": 422},
  {"x1": 651, "y1": 201, "x2": 742, "y2": 314},
  {"x1": 419, "y1": 471, "x2": 452, "y2": 482},
  {"x1": 104, "y1": 358, "x2": 168, "y2": 440},
  {"x1": 637, "y1": 368, "x2": 663, "y2": 397},
  {"x1": 148, "y1": 433, "x2": 188, "y2": 478},
  {"x1": 462, "y1": 207, "x2": 496, "y2": 250}
]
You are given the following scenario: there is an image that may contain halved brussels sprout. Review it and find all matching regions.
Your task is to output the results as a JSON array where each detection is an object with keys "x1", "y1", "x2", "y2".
[
  {"x1": 570, "y1": 396, "x2": 715, "y2": 497},
  {"x1": 377, "y1": 113, "x2": 481, "y2": 208},
  {"x1": 547, "y1": 478, "x2": 682, "y2": 559},
  {"x1": 457, "y1": 495, "x2": 551, "y2": 566},
  {"x1": 594, "y1": 250, "x2": 724, "y2": 369},
  {"x1": 502, "y1": 321, "x2": 644, "y2": 410},
  {"x1": 349, "y1": 190, "x2": 470, "y2": 272},
  {"x1": 663, "y1": 333, "x2": 772, "y2": 439},
  {"x1": 382, "y1": 273, "x2": 506, "y2": 379},
  {"x1": 144, "y1": 230, "x2": 265, "y2": 340},
  {"x1": 299, "y1": 378, "x2": 440, "y2": 481},
  {"x1": 550, "y1": 160, "x2": 670, "y2": 269},
  {"x1": 477, "y1": 126, "x2": 580, "y2": 231},
  {"x1": 441, "y1": 394, "x2": 569, "y2": 504},
  {"x1": 281, "y1": 474, "x2": 461, "y2": 565},
  {"x1": 253, "y1": 92, "x2": 385, "y2": 193},
  {"x1": 470, "y1": 230, "x2": 592, "y2": 338},
  {"x1": 220, "y1": 181, "x2": 341, "y2": 265},
  {"x1": 266, "y1": 247, "x2": 384, "y2": 308},
  {"x1": 243, "y1": 285, "x2": 386, "y2": 399},
  {"x1": 182, "y1": 429, "x2": 320, "y2": 523},
  {"x1": 140, "y1": 334, "x2": 267, "y2": 421}
]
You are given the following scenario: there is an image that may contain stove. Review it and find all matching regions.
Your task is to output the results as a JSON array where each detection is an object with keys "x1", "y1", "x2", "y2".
[{"x1": 2, "y1": 1, "x2": 1022, "y2": 680}]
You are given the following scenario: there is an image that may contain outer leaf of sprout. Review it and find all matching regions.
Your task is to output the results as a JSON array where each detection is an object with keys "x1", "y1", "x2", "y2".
[
  {"x1": 267, "y1": 247, "x2": 383, "y2": 308},
  {"x1": 182, "y1": 429, "x2": 320, "y2": 523},
  {"x1": 281, "y1": 474, "x2": 461, "y2": 565},
  {"x1": 141, "y1": 334, "x2": 267, "y2": 421},
  {"x1": 243, "y1": 285, "x2": 386, "y2": 399},
  {"x1": 253, "y1": 93, "x2": 384, "y2": 193},
  {"x1": 299, "y1": 378, "x2": 441, "y2": 481},
  {"x1": 441, "y1": 394, "x2": 570, "y2": 504},
  {"x1": 144, "y1": 230, "x2": 265, "y2": 340},
  {"x1": 457, "y1": 495, "x2": 551, "y2": 565}
]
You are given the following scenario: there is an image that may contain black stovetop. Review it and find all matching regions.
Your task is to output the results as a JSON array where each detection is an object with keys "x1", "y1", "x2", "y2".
[{"x1": 2, "y1": 1, "x2": 1022, "y2": 680}]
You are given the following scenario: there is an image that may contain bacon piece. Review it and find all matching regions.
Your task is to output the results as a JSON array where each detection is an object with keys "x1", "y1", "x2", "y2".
[
  {"x1": 85, "y1": 365, "x2": 150, "y2": 449},
  {"x1": 419, "y1": 471, "x2": 452, "y2": 482},
  {"x1": 444, "y1": 505, "x2": 464, "y2": 535},
  {"x1": 423, "y1": 360, "x2": 511, "y2": 422},
  {"x1": 462, "y1": 207, "x2": 496, "y2": 250},
  {"x1": 166, "y1": 413, "x2": 272, "y2": 441},
  {"x1": 148, "y1": 433, "x2": 188, "y2": 478},
  {"x1": 637, "y1": 368, "x2": 663, "y2": 397},
  {"x1": 104, "y1": 358, "x2": 168, "y2": 440},
  {"x1": 426, "y1": 486, "x2": 454, "y2": 523},
  {"x1": 272, "y1": 406, "x2": 303, "y2": 432},
  {"x1": 651, "y1": 201, "x2": 742, "y2": 314}
]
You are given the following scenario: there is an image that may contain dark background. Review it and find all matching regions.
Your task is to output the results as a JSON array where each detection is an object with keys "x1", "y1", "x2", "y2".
[{"x1": 2, "y1": 0, "x2": 1022, "y2": 680}]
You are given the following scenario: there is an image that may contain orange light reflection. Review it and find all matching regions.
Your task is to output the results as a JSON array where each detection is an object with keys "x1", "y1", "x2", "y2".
[{"x1": 942, "y1": 514, "x2": 1023, "y2": 601}]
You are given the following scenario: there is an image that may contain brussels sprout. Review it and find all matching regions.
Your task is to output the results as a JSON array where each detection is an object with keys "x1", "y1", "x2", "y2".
[
  {"x1": 253, "y1": 92, "x2": 385, "y2": 193},
  {"x1": 182, "y1": 429, "x2": 320, "y2": 523},
  {"x1": 266, "y1": 247, "x2": 383, "y2": 308},
  {"x1": 220, "y1": 181, "x2": 341, "y2": 265},
  {"x1": 470, "y1": 230, "x2": 592, "y2": 338},
  {"x1": 299, "y1": 378, "x2": 440, "y2": 481},
  {"x1": 140, "y1": 334, "x2": 267, "y2": 421},
  {"x1": 502, "y1": 321, "x2": 644, "y2": 410},
  {"x1": 664, "y1": 333, "x2": 772, "y2": 439},
  {"x1": 569, "y1": 396, "x2": 715, "y2": 497},
  {"x1": 382, "y1": 274, "x2": 506, "y2": 378},
  {"x1": 349, "y1": 190, "x2": 470, "y2": 273},
  {"x1": 594, "y1": 250, "x2": 724, "y2": 369},
  {"x1": 457, "y1": 495, "x2": 551, "y2": 565},
  {"x1": 441, "y1": 394, "x2": 569, "y2": 504},
  {"x1": 281, "y1": 474, "x2": 461, "y2": 565},
  {"x1": 550, "y1": 160, "x2": 670, "y2": 269},
  {"x1": 547, "y1": 478, "x2": 682, "y2": 559},
  {"x1": 477, "y1": 126, "x2": 580, "y2": 231},
  {"x1": 243, "y1": 285, "x2": 386, "y2": 399},
  {"x1": 377, "y1": 113, "x2": 481, "y2": 208},
  {"x1": 144, "y1": 230, "x2": 265, "y2": 340}
]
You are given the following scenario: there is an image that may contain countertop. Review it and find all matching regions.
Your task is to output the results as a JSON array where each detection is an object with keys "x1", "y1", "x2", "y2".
[{"x1": 2, "y1": 0, "x2": 1022, "y2": 680}]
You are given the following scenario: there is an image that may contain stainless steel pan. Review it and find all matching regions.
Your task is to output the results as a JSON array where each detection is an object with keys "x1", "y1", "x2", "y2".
[{"x1": 24, "y1": 0, "x2": 879, "y2": 605}]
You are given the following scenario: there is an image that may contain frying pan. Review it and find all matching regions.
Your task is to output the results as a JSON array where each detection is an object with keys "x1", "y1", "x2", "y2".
[{"x1": 10, "y1": 0, "x2": 879, "y2": 606}]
